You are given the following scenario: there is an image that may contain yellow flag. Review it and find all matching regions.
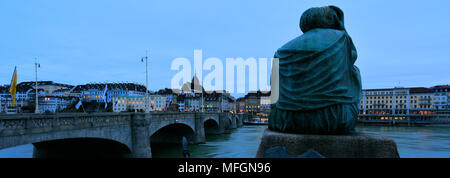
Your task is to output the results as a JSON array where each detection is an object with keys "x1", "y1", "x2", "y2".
[{"x1": 9, "y1": 66, "x2": 17, "y2": 107}]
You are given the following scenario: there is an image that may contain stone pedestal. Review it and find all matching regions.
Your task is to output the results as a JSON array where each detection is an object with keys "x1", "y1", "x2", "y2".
[{"x1": 256, "y1": 129, "x2": 400, "y2": 158}]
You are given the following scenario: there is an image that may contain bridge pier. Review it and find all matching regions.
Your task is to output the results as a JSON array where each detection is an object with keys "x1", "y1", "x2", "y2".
[
  {"x1": 131, "y1": 113, "x2": 152, "y2": 158},
  {"x1": 236, "y1": 114, "x2": 244, "y2": 127},
  {"x1": 32, "y1": 144, "x2": 45, "y2": 158},
  {"x1": 219, "y1": 113, "x2": 229, "y2": 134},
  {"x1": 231, "y1": 115, "x2": 237, "y2": 129},
  {"x1": 194, "y1": 113, "x2": 206, "y2": 144}
]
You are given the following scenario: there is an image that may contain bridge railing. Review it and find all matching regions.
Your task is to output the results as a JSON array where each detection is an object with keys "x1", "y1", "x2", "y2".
[
  {"x1": 0, "y1": 113, "x2": 133, "y2": 137},
  {"x1": 0, "y1": 112, "x2": 238, "y2": 137}
]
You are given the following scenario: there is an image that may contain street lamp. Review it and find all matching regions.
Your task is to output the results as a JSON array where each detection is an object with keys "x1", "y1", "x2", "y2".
[
  {"x1": 34, "y1": 58, "x2": 40, "y2": 114},
  {"x1": 141, "y1": 51, "x2": 149, "y2": 113}
]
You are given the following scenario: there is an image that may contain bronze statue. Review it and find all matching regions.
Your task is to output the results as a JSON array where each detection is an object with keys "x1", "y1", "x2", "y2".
[{"x1": 269, "y1": 6, "x2": 362, "y2": 134}]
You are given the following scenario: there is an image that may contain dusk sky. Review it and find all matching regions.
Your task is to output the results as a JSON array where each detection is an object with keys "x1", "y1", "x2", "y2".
[{"x1": 1, "y1": 0, "x2": 449, "y2": 98}]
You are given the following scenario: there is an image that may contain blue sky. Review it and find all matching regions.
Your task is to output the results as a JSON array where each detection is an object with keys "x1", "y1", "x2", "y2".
[{"x1": 1, "y1": 0, "x2": 449, "y2": 98}]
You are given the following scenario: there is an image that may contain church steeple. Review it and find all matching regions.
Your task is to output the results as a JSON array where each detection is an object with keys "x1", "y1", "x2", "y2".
[{"x1": 191, "y1": 72, "x2": 202, "y2": 93}]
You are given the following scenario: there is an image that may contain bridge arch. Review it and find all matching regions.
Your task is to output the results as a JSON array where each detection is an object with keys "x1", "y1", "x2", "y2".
[
  {"x1": 150, "y1": 123, "x2": 196, "y2": 157},
  {"x1": 150, "y1": 123, "x2": 196, "y2": 144},
  {"x1": 204, "y1": 118, "x2": 220, "y2": 135},
  {"x1": 32, "y1": 137, "x2": 132, "y2": 158},
  {"x1": 0, "y1": 126, "x2": 133, "y2": 156}
]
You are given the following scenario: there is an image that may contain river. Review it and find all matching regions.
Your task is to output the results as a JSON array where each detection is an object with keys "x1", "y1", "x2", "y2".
[{"x1": 0, "y1": 125, "x2": 448, "y2": 158}]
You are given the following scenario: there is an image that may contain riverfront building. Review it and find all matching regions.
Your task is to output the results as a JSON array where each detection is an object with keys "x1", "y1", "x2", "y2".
[
  {"x1": 202, "y1": 91, "x2": 235, "y2": 112},
  {"x1": 112, "y1": 95, "x2": 167, "y2": 112},
  {"x1": 0, "y1": 81, "x2": 76, "y2": 114},
  {"x1": 237, "y1": 91, "x2": 271, "y2": 113},
  {"x1": 176, "y1": 75, "x2": 236, "y2": 112},
  {"x1": 18, "y1": 81, "x2": 73, "y2": 96},
  {"x1": 236, "y1": 91, "x2": 271, "y2": 122},
  {"x1": 73, "y1": 83, "x2": 147, "y2": 102},
  {"x1": 176, "y1": 89, "x2": 235, "y2": 112},
  {"x1": 236, "y1": 97, "x2": 246, "y2": 113},
  {"x1": 0, "y1": 81, "x2": 153, "y2": 114},
  {"x1": 0, "y1": 84, "x2": 34, "y2": 113},
  {"x1": 433, "y1": 85, "x2": 450, "y2": 114},
  {"x1": 359, "y1": 85, "x2": 450, "y2": 123},
  {"x1": 155, "y1": 88, "x2": 178, "y2": 111},
  {"x1": 360, "y1": 87, "x2": 435, "y2": 115}
]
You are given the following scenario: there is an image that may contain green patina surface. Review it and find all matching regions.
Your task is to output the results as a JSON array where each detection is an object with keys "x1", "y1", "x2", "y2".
[{"x1": 269, "y1": 6, "x2": 362, "y2": 134}]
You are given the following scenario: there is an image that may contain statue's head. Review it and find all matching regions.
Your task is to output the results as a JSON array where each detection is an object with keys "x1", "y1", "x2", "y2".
[{"x1": 300, "y1": 5, "x2": 345, "y2": 33}]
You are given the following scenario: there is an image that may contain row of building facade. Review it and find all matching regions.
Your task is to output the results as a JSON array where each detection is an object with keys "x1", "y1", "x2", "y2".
[
  {"x1": 0, "y1": 81, "x2": 168, "y2": 114},
  {"x1": 231, "y1": 85, "x2": 449, "y2": 122},
  {"x1": 0, "y1": 81, "x2": 77, "y2": 114},
  {"x1": 1, "y1": 78, "x2": 448, "y2": 118},
  {"x1": 360, "y1": 85, "x2": 450, "y2": 115},
  {"x1": 235, "y1": 91, "x2": 271, "y2": 123},
  {"x1": 0, "y1": 75, "x2": 237, "y2": 114},
  {"x1": 175, "y1": 74, "x2": 236, "y2": 112}
]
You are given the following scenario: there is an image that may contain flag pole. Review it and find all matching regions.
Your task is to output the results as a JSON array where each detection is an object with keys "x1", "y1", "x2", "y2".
[
  {"x1": 96, "y1": 83, "x2": 102, "y2": 112},
  {"x1": 81, "y1": 102, "x2": 86, "y2": 113},
  {"x1": 201, "y1": 79, "x2": 204, "y2": 112},
  {"x1": 146, "y1": 51, "x2": 149, "y2": 113},
  {"x1": 9, "y1": 66, "x2": 18, "y2": 112},
  {"x1": 79, "y1": 97, "x2": 86, "y2": 113},
  {"x1": 0, "y1": 90, "x2": 2, "y2": 113}
]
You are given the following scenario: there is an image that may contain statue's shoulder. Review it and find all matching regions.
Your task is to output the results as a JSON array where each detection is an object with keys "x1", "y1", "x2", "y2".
[{"x1": 280, "y1": 29, "x2": 345, "y2": 52}]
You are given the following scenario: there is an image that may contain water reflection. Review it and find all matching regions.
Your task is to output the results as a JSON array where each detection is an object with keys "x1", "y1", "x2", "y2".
[
  {"x1": 0, "y1": 144, "x2": 33, "y2": 158},
  {"x1": 152, "y1": 125, "x2": 267, "y2": 158},
  {"x1": 356, "y1": 126, "x2": 450, "y2": 158},
  {"x1": 0, "y1": 125, "x2": 448, "y2": 158}
]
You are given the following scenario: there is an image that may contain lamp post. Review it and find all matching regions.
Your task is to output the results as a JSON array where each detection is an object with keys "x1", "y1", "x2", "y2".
[
  {"x1": 141, "y1": 51, "x2": 149, "y2": 113},
  {"x1": 201, "y1": 79, "x2": 204, "y2": 112},
  {"x1": 34, "y1": 58, "x2": 40, "y2": 114}
]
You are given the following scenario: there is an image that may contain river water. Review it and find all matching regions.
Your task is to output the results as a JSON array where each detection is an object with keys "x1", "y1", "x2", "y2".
[{"x1": 0, "y1": 125, "x2": 448, "y2": 158}]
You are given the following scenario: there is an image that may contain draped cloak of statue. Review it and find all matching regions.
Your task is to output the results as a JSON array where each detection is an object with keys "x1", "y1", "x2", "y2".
[{"x1": 268, "y1": 6, "x2": 362, "y2": 134}]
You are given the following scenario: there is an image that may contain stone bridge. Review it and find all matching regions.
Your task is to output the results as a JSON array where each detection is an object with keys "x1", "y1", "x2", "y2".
[{"x1": 0, "y1": 112, "x2": 244, "y2": 158}]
